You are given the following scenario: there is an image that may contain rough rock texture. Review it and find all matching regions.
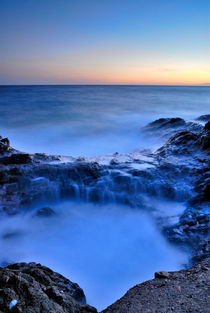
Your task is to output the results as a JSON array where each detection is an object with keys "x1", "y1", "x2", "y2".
[
  {"x1": 0, "y1": 137, "x2": 12, "y2": 153},
  {"x1": 0, "y1": 116, "x2": 209, "y2": 262},
  {"x1": 155, "y1": 121, "x2": 210, "y2": 156},
  {"x1": 0, "y1": 262, "x2": 97, "y2": 313},
  {"x1": 102, "y1": 257, "x2": 210, "y2": 313}
]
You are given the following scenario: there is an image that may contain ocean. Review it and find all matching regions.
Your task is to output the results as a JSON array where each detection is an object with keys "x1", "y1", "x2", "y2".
[
  {"x1": 0, "y1": 85, "x2": 209, "y2": 156},
  {"x1": 0, "y1": 85, "x2": 209, "y2": 310}
]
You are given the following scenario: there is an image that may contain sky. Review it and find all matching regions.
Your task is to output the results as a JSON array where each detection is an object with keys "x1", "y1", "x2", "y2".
[{"x1": 0, "y1": 0, "x2": 210, "y2": 85}]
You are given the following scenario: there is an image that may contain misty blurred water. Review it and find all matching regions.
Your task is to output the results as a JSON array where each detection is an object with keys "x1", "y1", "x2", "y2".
[
  {"x1": 0, "y1": 85, "x2": 209, "y2": 156},
  {"x1": 0, "y1": 201, "x2": 188, "y2": 310}
]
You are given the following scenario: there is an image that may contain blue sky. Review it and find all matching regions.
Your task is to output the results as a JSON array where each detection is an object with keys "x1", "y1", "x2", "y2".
[{"x1": 0, "y1": 0, "x2": 209, "y2": 84}]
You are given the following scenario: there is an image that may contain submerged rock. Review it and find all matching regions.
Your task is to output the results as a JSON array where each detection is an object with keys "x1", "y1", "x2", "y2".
[
  {"x1": 36, "y1": 207, "x2": 55, "y2": 217},
  {"x1": 0, "y1": 262, "x2": 97, "y2": 313},
  {"x1": 102, "y1": 258, "x2": 210, "y2": 313}
]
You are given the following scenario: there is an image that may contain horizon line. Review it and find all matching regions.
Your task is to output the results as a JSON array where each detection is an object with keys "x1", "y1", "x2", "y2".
[{"x1": 1, "y1": 83, "x2": 210, "y2": 87}]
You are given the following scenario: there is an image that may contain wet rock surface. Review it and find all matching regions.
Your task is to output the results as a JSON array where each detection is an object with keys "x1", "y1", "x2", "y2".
[
  {"x1": 36, "y1": 207, "x2": 55, "y2": 217},
  {"x1": 0, "y1": 262, "x2": 97, "y2": 313},
  {"x1": 143, "y1": 117, "x2": 203, "y2": 140},
  {"x1": 102, "y1": 257, "x2": 210, "y2": 313}
]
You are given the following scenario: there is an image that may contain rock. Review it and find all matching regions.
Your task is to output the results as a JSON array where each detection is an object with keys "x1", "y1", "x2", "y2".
[
  {"x1": 36, "y1": 207, "x2": 55, "y2": 217},
  {"x1": 196, "y1": 114, "x2": 210, "y2": 122},
  {"x1": 3, "y1": 183, "x2": 18, "y2": 194},
  {"x1": 110, "y1": 158, "x2": 119, "y2": 165},
  {"x1": 0, "y1": 127, "x2": 209, "y2": 270},
  {"x1": 102, "y1": 258, "x2": 210, "y2": 313},
  {"x1": 143, "y1": 117, "x2": 202, "y2": 140},
  {"x1": 204, "y1": 121, "x2": 210, "y2": 131},
  {"x1": 154, "y1": 271, "x2": 170, "y2": 279},
  {"x1": 0, "y1": 262, "x2": 97, "y2": 313},
  {"x1": 0, "y1": 153, "x2": 31, "y2": 165},
  {"x1": 196, "y1": 121, "x2": 210, "y2": 151},
  {"x1": 155, "y1": 127, "x2": 210, "y2": 156},
  {"x1": 0, "y1": 137, "x2": 10, "y2": 153},
  {"x1": 2, "y1": 206, "x2": 19, "y2": 216},
  {"x1": 145, "y1": 117, "x2": 186, "y2": 129}
]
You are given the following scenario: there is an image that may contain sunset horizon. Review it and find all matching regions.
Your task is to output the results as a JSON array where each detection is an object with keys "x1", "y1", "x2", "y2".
[{"x1": 1, "y1": 0, "x2": 209, "y2": 85}]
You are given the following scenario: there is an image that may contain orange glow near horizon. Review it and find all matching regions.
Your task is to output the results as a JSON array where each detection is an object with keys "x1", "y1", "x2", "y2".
[
  {"x1": 1, "y1": 1, "x2": 210, "y2": 85},
  {"x1": 34, "y1": 64, "x2": 209, "y2": 86}
]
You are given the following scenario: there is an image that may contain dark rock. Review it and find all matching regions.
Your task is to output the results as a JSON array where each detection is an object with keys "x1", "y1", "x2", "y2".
[
  {"x1": 2, "y1": 206, "x2": 19, "y2": 216},
  {"x1": 196, "y1": 121, "x2": 210, "y2": 151},
  {"x1": 0, "y1": 262, "x2": 97, "y2": 313},
  {"x1": 196, "y1": 214, "x2": 210, "y2": 224},
  {"x1": 143, "y1": 117, "x2": 203, "y2": 139},
  {"x1": 146, "y1": 117, "x2": 186, "y2": 129},
  {"x1": 154, "y1": 271, "x2": 170, "y2": 279},
  {"x1": 0, "y1": 153, "x2": 31, "y2": 165},
  {"x1": 102, "y1": 258, "x2": 210, "y2": 313},
  {"x1": 155, "y1": 130, "x2": 201, "y2": 156},
  {"x1": 204, "y1": 121, "x2": 210, "y2": 131},
  {"x1": 196, "y1": 114, "x2": 210, "y2": 122},
  {"x1": 110, "y1": 158, "x2": 119, "y2": 165},
  {"x1": 36, "y1": 207, "x2": 55, "y2": 217},
  {"x1": 2, "y1": 231, "x2": 23, "y2": 240},
  {"x1": 0, "y1": 137, "x2": 10, "y2": 153}
]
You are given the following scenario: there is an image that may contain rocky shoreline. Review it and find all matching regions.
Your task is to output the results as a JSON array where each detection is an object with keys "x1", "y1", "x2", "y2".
[
  {"x1": 0, "y1": 262, "x2": 97, "y2": 313},
  {"x1": 0, "y1": 115, "x2": 209, "y2": 312},
  {"x1": 0, "y1": 258, "x2": 209, "y2": 313},
  {"x1": 102, "y1": 257, "x2": 210, "y2": 313}
]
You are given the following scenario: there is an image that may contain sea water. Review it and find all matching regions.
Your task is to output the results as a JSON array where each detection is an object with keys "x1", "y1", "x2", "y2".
[
  {"x1": 0, "y1": 85, "x2": 209, "y2": 156},
  {"x1": 0, "y1": 85, "x2": 209, "y2": 310},
  {"x1": 0, "y1": 201, "x2": 188, "y2": 310}
]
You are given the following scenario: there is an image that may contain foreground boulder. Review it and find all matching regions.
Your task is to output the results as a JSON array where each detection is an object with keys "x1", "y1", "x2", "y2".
[
  {"x1": 0, "y1": 262, "x2": 97, "y2": 313},
  {"x1": 102, "y1": 257, "x2": 210, "y2": 313}
]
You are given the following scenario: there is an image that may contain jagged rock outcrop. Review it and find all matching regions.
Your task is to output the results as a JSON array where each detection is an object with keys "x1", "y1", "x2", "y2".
[
  {"x1": 102, "y1": 257, "x2": 210, "y2": 313},
  {"x1": 155, "y1": 121, "x2": 210, "y2": 156},
  {"x1": 0, "y1": 262, "x2": 97, "y2": 313}
]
